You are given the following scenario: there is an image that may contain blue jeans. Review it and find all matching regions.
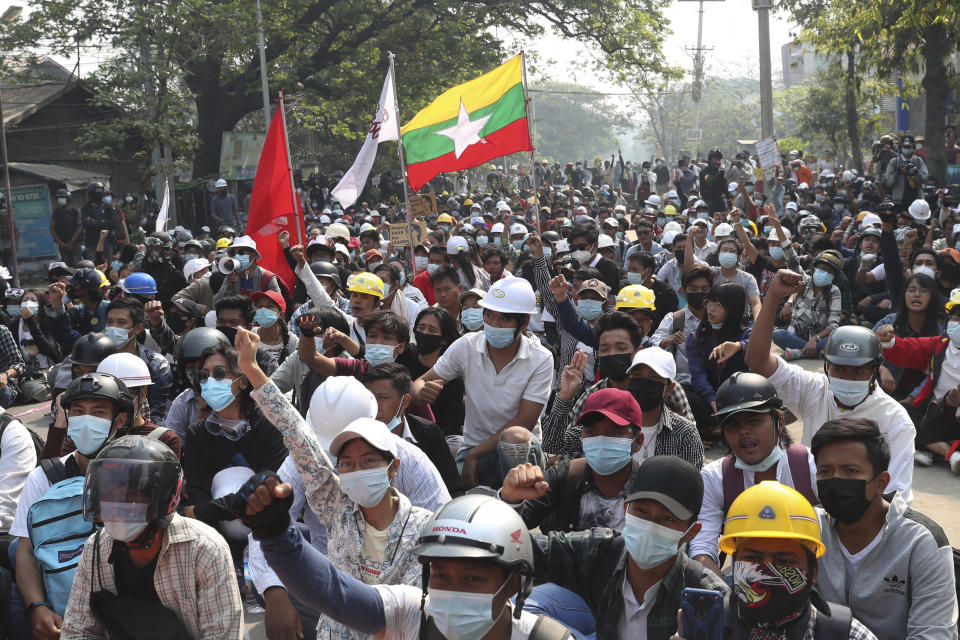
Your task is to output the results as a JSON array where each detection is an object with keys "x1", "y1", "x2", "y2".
[
  {"x1": 455, "y1": 436, "x2": 545, "y2": 489},
  {"x1": 772, "y1": 329, "x2": 827, "y2": 354},
  {"x1": 519, "y1": 583, "x2": 596, "y2": 639}
]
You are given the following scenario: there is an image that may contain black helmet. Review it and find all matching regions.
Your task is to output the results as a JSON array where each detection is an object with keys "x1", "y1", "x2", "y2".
[
  {"x1": 310, "y1": 261, "x2": 342, "y2": 290},
  {"x1": 70, "y1": 268, "x2": 103, "y2": 293},
  {"x1": 62, "y1": 373, "x2": 135, "y2": 423},
  {"x1": 148, "y1": 231, "x2": 172, "y2": 248},
  {"x1": 823, "y1": 326, "x2": 883, "y2": 367},
  {"x1": 86, "y1": 181, "x2": 104, "y2": 195},
  {"x1": 174, "y1": 327, "x2": 231, "y2": 383},
  {"x1": 84, "y1": 435, "x2": 183, "y2": 530},
  {"x1": 70, "y1": 332, "x2": 118, "y2": 366},
  {"x1": 55, "y1": 188, "x2": 70, "y2": 198},
  {"x1": 708, "y1": 148, "x2": 723, "y2": 160},
  {"x1": 200, "y1": 239, "x2": 214, "y2": 255},
  {"x1": 541, "y1": 231, "x2": 562, "y2": 244},
  {"x1": 712, "y1": 372, "x2": 782, "y2": 426},
  {"x1": 181, "y1": 240, "x2": 203, "y2": 255}
]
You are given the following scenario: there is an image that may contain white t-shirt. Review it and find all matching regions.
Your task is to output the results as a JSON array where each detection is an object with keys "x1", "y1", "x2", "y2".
[
  {"x1": 932, "y1": 343, "x2": 960, "y2": 401},
  {"x1": 360, "y1": 520, "x2": 390, "y2": 584},
  {"x1": 0, "y1": 418, "x2": 39, "y2": 532},
  {"x1": 374, "y1": 584, "x2": 539, "y2": 640},
  {"x1": 840, "y1": 527, "x2": 885, "y2": 600},
  {"x1": 767, "y1": 356, "x2": 915, "y2": 503},
  {"x1": 9, "y1": 454, "x2": 75, "y2": 538}
]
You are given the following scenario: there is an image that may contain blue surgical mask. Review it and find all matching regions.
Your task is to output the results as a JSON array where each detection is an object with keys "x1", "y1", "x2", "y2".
[
  {"x1": 111, "y1": 260, "x2": 124, "y2": 272},
  {"x1": 718, "y1": 252, "x2": 738, "y2": 268},
  {"x1": 543, "y1": 247, "x2": 553, "y2": 259},
  {"x1": 426, "y1": 582, "x2": 508, "y2": 640},
  {"x1": 57, "y1": 197, "x2": 68, "y2": 207},
  {"x1": 104, "y1": 326, "x2": 132, "y2": 347},
  {"x1": 236, "y1": 254, "x2": 251, "y2": 269},
  {"x1": 427, "y1": 263, "x2": 440, "y2": 276},
  {"x1": 769, "y1": 246, "x2": 785, "y2": 261},
  {"x1": 577, "y1": 299, "x2": 604, "y2": 320},
  {"x1": 763, "y1": 226, "x2": 773, "y2": 235},
  {"x1": 734, "y1": 444, "x2": 784, "y2": 472},
  {"x1": 829, "y1": 376, "x2": 871, "y2": 407},
  {"x1": 746, "y1": 185, "x2": 755, "y2": 193},
  {"x1": 615, "y1": 231, "x2": 624, "y2": 240},
  {"x1": 483, "y1": 323, "x2": 516, "y2": 349},
  {"x1": 621, "y1": 513, "x2": 688, "y2": 569},
  {"x1": 582, "y1": 436, "x2": 633, "y2": 475},
  {"x1": 812, "y1": 268, "x2": 834, "y2": 287},
  {"x1": 493, "y1": 236, "x2": 503, "y2": 247},
  {"x1": 512, "y1": 240, "x2": 524, "y2": 250},
  {"x1": 338, "y1": 466, "x2": 391, "y2": 508},
  {"x1": 184, "y1": 253, "x2": 200, "y2": 262},
  {"x1": 397, "y1": 271, "x2": 406, "y2": 286},
  {"x1": 102, "y1": 196, "x2": 113, "y2": 205},
  {"x1": 254, "y1": 308, "x2": 279, "y2": 327},
  {"x1": 415, "y1": 256, "x2": 428, "y2": 271},
  {"x1": 200, "y1": 378, "x2": 238, "y2": 411},
  {"x1": 710, "y1": 322, "x2": 724, "y2": 330},
  {"x1": 22, "y1": 301, "x2": 39, "y2": 314},
  {"x1": 67, "y1": 414, "x2": 113, "y2": 456},
  {"x1": 460, "y1": 308, "x2": 483, "y2": 331},
  {"x1": 627, "y1": 272, "x2": 645, "y2": 285},
  {"x1": 697, "y1": 212, "x2": 709, "y2": 219},
  {"x1": 438, "y1": 224, "x2": 450, "y2": 232},
  {"x1": 948, "y1": 321, "x2": 960, "y2": 347},
  {"x1": 364, "y1": 343, "x2": 397, "y2": 366},
  {"x1": 476, "y1": 236, "x2": 489, "y2": 246},
  {"x1": 5, "y1": 305, "x2": 19, "y2": 316}
]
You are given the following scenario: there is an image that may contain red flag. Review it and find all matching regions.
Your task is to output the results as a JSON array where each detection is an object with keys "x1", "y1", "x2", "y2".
[{"x1": 244, "y1": 104, "x2": 304, "y2": 293}]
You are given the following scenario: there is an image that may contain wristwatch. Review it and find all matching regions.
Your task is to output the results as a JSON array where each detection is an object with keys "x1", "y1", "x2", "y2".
[{"x1": 25, "y1": 601, "x2": 51, "y2": 615}]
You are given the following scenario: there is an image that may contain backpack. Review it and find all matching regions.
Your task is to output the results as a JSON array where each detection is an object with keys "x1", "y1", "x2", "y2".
[
  {"x1": 259, "y1": 268, "x2": 293, "y2": 305},
  {"x1": 26, "y1": 458, "x2": 95, "y2": 616},
  {"x1": 721, "y1": 445, "x2": 818, "y2": 516},
  {"x1": 0, "y1": 411, "x2": 44, "y2": 463}
]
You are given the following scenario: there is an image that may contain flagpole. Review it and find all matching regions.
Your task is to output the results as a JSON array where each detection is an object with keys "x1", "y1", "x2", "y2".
[
  {"x1": 520, "y1": 50, "x2": 539, "y2": 232},
  {"x1": 278, "y1": 89, "x2": 303, "y2": 245},
  {"x1": 388, "y1": 52, "x2": 418, "y2": 277}
]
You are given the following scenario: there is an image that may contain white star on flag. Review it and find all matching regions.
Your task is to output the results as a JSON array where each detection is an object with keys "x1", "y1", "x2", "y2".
[{"x1": 435, "y1": 100, "x2": 491, "y2": 159}]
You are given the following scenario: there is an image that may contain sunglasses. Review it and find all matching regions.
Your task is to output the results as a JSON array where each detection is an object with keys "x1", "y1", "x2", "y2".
[{"x1": 196, "y1": 366, "x2": 233, "y2": 384}]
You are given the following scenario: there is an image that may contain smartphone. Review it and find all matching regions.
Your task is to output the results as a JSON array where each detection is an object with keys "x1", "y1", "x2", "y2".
[{"x1": 680, "y1": 587, "x2": 724, "y2": 640}]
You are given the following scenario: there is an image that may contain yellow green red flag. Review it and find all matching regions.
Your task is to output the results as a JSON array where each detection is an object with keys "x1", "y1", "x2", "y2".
[{"x1": 400, "y1": 54, "x2": 532, "y2": 191}]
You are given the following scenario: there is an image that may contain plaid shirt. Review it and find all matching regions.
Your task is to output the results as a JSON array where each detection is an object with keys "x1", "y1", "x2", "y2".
[
  {"x1": 531, "y1": 528, "x2": 728, "y2": 640},
  {"x1": 0, "y1": 324, "x2": 24, "y2": 378},
  {"x1": 788, "y1": 276, "x2": 841, "y2": 340},
  {"x1": 542, "y1": 378, "x2": 702, "y2": 469},
  {"x1": 61, "y1": 514, "x2": 244, "y2": 639}
]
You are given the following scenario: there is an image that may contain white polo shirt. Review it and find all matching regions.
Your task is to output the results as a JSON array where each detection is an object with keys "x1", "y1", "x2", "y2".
[
  {"x1": 432, "y1": 331, "x2": 554, "y2": 448},
  {"x1": 767, "y1": 356, "x2": 915, "y2": 503},
  {"x1": 617, "y1": 575, "x2": 661, "y2": 639}
]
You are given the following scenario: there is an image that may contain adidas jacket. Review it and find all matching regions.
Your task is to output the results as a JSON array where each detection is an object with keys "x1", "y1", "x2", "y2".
[{"x1": 816, "y1": 492, "x2": 958, "y2": 640}]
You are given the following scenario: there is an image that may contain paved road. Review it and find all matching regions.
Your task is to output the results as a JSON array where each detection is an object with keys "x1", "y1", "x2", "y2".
[{"x1": 16, "y1": 355, "x2": 958, "y2": 639}]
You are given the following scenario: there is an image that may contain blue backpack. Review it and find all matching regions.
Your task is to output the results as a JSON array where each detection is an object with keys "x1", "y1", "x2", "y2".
[{"x1": 27, "y1": 458, "x2": 96, "y2": 617}]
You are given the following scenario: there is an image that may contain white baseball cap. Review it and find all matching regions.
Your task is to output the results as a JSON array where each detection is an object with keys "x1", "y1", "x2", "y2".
[
  {"x1": 329, "y1": 417, "x2": 399, "y2": 458},
  {"x1": 785, "y1": 202, "x2": 799, "y2": 211},
  {"x1": 183, "y1": 257, "x2": 211, "y2": 280},
  {"x1": 627, "y1": 346, "x2": 677, "y2": 380},
  {"x1": 447, "y1": 236, "x2": 469, "y2": 255},
  {"x1": 598, "y1": 234, "x2": 615, "y2": 249}
]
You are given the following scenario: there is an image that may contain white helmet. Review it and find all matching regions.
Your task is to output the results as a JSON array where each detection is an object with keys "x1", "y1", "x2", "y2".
[
  {"x1": 97, "y1": 353, "x2": 153, "y2": 388},
  {"x1": 908, "y1": 199, "x2": 931, "y2": 221},
  {"x1": 714, "y1": 222, "x2": 734, "y2": 238},
  {"x1": 446, "y1": 236, "x2": 469, "y2": 255},
  {"x1": 644, "y1": 194, "x2": 661, "y2": 208},
  {"x1": 842, "y1": 170, "x2": 854, "y2": 183},
  {"x1": 326, "y1": 223, "x2": 351, "y2": 240},
  {"x1": 212, "y1": 466, "x2": 254, "y2": 540},
  {"x1": 859, "y1": 213, "x2": 882, "y2": 230},
  {"x1": 183, "y1": 257, "x2": 211, "y2": 281},
  {"x1": 663, "y1": 221, "x2": 684, "y2": 235},
  {"x1": 597, "y1": 234, "x2": 615, "y2": 249},
  {"x1": 307, "y1": 377, "x2": 378, "y2": 449},
  {"x1": 509, "y1": 223, "x2": 527, "y2": 236},
  {"x1": 479, "y1": 277, "x2": 537, "y2": 315},
  {"x1": 214, "y1": 178, "x2": 228, "y2": 188},
  {"x1": 490, "y1": 222, "x2": 505, "y2": 234}
]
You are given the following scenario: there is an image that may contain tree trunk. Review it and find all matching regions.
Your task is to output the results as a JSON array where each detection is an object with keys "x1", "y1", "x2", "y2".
[
  {"x1": 844, "y1": 49, "x2": 862, "y2": 173},
  {"x1": 922, "y1": 23, "x2": 947, "y2": 183}
]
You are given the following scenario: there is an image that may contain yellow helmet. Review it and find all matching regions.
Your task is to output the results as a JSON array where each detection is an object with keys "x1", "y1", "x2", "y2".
[
  {"x1": 946, "y1": 288, "x2": 960, "y2": 312},
  {"x1": 463, "y1": 198, "x2": 474, "y2": 206},
  {"x1": 719, "y1": 481, "x2": 825, "y2": 558},
  {"x1": 96, "y1": 270, "x2": 110, "y2": 288},
  {"x1": 216, "y1": 237, "x2": 231, "y2": 250},
  {"x1": 437, "y1": 213, "x2": 454, "y2": 224},
  {"x1": 615, "y1": 285, "x2": 656, "y2": 311},
  {"x1": 346, "y1": 272, "x2": 385, "y2": 299}
]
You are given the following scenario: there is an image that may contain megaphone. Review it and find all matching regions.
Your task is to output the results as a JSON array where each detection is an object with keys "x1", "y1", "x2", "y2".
[{"x1": 217, "y1": 255, "x2": 240, "y2": 275}]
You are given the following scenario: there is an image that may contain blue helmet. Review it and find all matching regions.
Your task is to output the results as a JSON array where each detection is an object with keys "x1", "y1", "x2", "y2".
[{"x1": 122, "y1": 272, "x2": 158, "y2": 295}]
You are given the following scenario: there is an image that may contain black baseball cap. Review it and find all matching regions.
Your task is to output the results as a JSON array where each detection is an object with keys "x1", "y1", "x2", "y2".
[{"x1": 625, "y1": 455, "x2": 704, "y2": 520}]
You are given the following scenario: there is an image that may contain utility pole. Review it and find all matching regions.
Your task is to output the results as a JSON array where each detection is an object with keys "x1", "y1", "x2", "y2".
[
  {"x1": 753, "y1": 0, "x2": 775, "y2": 139},
  {"x1": 680, "y1": 0, "x2": 720, "y2": 156},
  {"x1": 255, "y1": 0, "x2": 271, "y2": 133}
]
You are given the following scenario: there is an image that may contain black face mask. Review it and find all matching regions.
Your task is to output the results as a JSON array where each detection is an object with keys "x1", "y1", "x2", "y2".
[
  {"x1": 217, "y1": 326, "x2": 238, "y2": 345},
  {"x1": 628, "y1": 377, "x2": 665, "y2": 412},
  {"x1": 598, "y1": 353, "x2": 633, "y2": 382},
  {"x1": 414, "y1": 330, "x2": 444, "y2": 355},
  {"x1": 674, "y1": 250, "x2": 685, "y2": 264},
  {"x1": 686, "y1": 291, "x2": 706, "y2": 310},
  {"x1": 817, "y1": 477, "x2": 872, "y2": 525},
  {"x1": 167, "y1": 314, "x2": 190, "y2": 335}
]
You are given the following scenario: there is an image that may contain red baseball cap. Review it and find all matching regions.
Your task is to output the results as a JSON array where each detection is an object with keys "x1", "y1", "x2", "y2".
[
  {"x1": 251, "y1": 289, "x2": 286, "y2": 314},
  {"x1": 577, "y1": 388, "x2": 642, "y2": 429}
]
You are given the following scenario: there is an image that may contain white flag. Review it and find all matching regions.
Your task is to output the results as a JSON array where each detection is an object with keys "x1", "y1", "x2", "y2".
[
  {"x1": 155, "y1": 179, "x2": 170, "y2": 231},
  {"x1": 331, "y1": 69, "x2": 399, "y2": 208}
]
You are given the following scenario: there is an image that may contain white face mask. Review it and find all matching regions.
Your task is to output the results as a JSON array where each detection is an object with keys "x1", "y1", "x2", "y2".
[
  {"x1": 425, "y1": 574, "x2": 511, "y2": 640},
  {"x1": 104, "y1": 521, "x2": 149, "y2": 542},
  {"x1": 338, "y1": 466, "x2": 391, "y2": 508}
]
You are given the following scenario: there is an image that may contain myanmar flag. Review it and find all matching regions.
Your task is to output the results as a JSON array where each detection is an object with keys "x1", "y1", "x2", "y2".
[{"x1": 401, "y1": 54, "x2": 532, "y2": 192}]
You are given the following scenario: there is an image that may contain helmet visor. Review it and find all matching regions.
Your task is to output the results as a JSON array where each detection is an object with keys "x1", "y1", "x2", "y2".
[{"x1": 83, "y1": 458, "x2": 181, "y2": 523}]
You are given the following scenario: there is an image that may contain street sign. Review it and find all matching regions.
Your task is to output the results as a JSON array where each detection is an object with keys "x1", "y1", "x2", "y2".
[
  {"x1": 408, "y1": 193, "x2": 437, "y2": 218},
  {"x1": 9, "y1": 184, "x2": 56, "y2": 259},
  {"x1": 686, "y1": 128, "x2": 702, "y2": 141}
]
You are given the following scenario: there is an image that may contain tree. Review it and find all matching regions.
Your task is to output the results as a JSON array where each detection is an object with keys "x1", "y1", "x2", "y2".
[
  {"x1": 526, "y1": 81, "x2": 629, "y2": 162},
  {"x1": 3, "y1": 0, "x2": 682, "y2": 179}
]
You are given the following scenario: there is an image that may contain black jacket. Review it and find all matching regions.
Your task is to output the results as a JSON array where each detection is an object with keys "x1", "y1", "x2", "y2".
[{"x1": 404, "y1": 413, "x2": 465, "y2": 497}]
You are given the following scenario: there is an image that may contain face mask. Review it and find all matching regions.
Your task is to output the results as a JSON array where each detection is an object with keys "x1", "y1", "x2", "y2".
[
  {"x1": 697, "y1": 212, "x2": 709, "y2": 220},
  {"x1": 710, "y1": 322, "x2": 724, "y2": 330},
  {"x1": 483, "y1": 323, "x2": 516, "y2": 349},
  {"x1": 167, "y1": 314, "x2": 189, "y2": 334},
  {"x1": 5, "y1": 305, "x2": 19, "y2": 317},
  {"x1": 67, "y1": 414, "x2": 113, "y2": 456},
  {"x1": 438, "y1": 224, "x2": 450, "y2": 232},
  {"x1": 674, "y1": 250, "x2": 685, "y2": 264},
  {"x1": 833, "y1": 203, "x2": 844, "y2": 213},
  {"x1": 815, "y1": 193, "x2": 824, "y2": 202},
  {"x1": 657, "y1": 217, "x2": 666, "y2": 226},
  {"x1": 460, "y1": 308, "x2": 484, "y2": 331},
  {"x1": 543, "y1": 247, "x2": 553, "y2": 259},
  {"x1": 718, "y1": 252, "x2": 738, "y2": 269},
  {"x1": 769, "y1": 246, "x2": 785, "y2": 262},
  {"x1": 912, "y1": 265, "x2": 935, "y2": 279},
  {"x1": 57, "y1": 197, "x2": 68, "y2": 206},
  {"x1": 102, "y1": 196, "x2": 113, "y2": 205},
  {"x1": 22, "y1": 301, "x2": 39, "y2": 315},
  {"x1": 105, "y1": 326, "x2": 132, "y2": 347},
  {"x1": 104, "y1": 521, "x2": 149, "y2": 542},
  {"x1": 511, "y1": 240, "x2": 524, "y2": 250},
  {"x1": 686, "y1": 291, "x2": 706, "y2": 309},
  {"x1": 236, "y1": 254, "x2": 251, "y2": 270},
  {"x1": 582, "y1": 436, "x2": 633, "y2": 475},
  {"x1": 839, "y1": 189, "x2": 848, "y2": 197},
  {"x1": 746, "y1": 185, "x2": 755, "y2": 194},
  {"x1": 733, "y1": 561, "x2": 811, "y2": 627},
  {"x1": 571, "y1": 249, "x2": 593, "y2": 265},
  {"x1": 902, "y1": 149, "x2": 914, "y2": 157},
  {"x1": 477, "y1": 236, "x2": 489, "y2": 246},
  {"x1": 622, "y1": 513, "x2": 687, "y2": 569},
  {"x1": 627, "y1": 272, "x2": 645, "y2": 285},
  {"x1": 425, "y1": 580, "x2": 509, "y2": 640},
  {"x1": 397, "y1": 271, "x2": 406, "y2": 286},
  {"x1": 628, "y1": 377, "x2": 665, "y2": 412},
  {"x1": 415, "y1": 256, "x2": 428, "y2": 271},
  {"x1": 735, "y1": 443, "x2": 784, "y2": 472},
  {"x1": 415, "y1": 330, "x2": 444, "y2": 354},
  {"x1": 494, "y1": 236, "x2": 503, "y2": 247},
  {"x1": 598, "y1": 353, "x2": 633, "y2": 382},
  {"x1": 200, "y1": 377, "x2": 238, "y2": 411},
  {"x1": 254, "y1": 308, "x2": 279, "y2": 328},
  {"x1": 829, "y1": 376, "x2": 871, "y2": 407},
  {"x1": 615, "y1": 231, "x2": 624, "y2": 241},
  {"x1": 124, "y1": 196, "x2": 133, "y2": 203},
  {"x1": 577, "y1": 299, "x2": 604, "y2": 320},
  {"x1": 184, "y1": 253, "x2": 200, "y2": 262},
  {"x1": 364, "y1": 343, "x2": 397, "y2": 367},
  {"x1": 812, "y1": 268, "x2": 834, "y2": 287},
  {"x1": 339, "y1": 466, "x2": 391, "y2": 508},
  {"x1": 426, "y1": 263, "x2": 440, "y2": 276},
  {"x1": 947, "y1": 321, "x2": 960, "y2": 347},
  {"x1": 111, "y1": 259, "x2": 124, "y2": 272},
  {"x1": 817, "y1": 477, "x2": 872, "y2": 525}
]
